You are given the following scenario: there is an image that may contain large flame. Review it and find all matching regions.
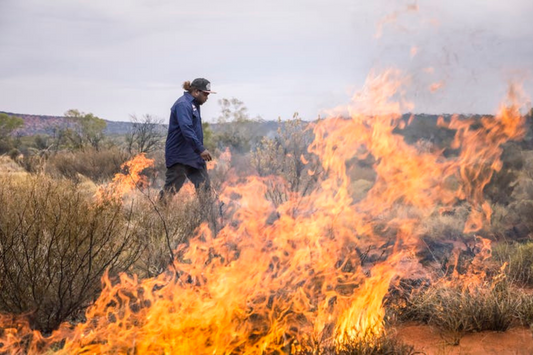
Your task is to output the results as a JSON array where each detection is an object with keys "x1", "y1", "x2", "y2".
[
  {"x1": 95, "y1": 153, "x2": 155, "y2": 202},
  {"x1": 0, "y1": 71, "x2": 527, "y2": 354}
]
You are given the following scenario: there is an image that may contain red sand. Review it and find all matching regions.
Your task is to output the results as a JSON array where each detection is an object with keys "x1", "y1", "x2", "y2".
[{"x1": 395, "y1": 323, "x2": 533, "y2": 354}]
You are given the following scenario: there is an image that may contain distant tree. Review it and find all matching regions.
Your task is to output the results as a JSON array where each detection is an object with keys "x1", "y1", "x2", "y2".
[
  {"x1": 202, "y1": 121, "x2": 215, "y2": 152},
  {"x1": 125, "y1": 114, "x2": 165, "y2": 154},
  {"x1": 214, "y1": 98, "x2": 263, "y2": 153},
  {"x1": 0, "y1": 113, "x2": 24, "y2": 154},
  {"x1": 64, "y1": 109, "x2": 107, "y2": 150},
  {"x1": 33, "y1": 134, "x2": 51, "y2": 151},
  {"x1": 49, "y1": 126, "x2": 70, "y2": 152},
  {"x1": 0, "y1": 113, "x2": 24, "y2": 139},
  {"x1": 217, "y1": 98, "x2": 253, "y2": 123}
]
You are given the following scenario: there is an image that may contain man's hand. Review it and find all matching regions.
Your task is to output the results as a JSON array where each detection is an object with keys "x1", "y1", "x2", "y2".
[{"x1": 200, "y1": 149, "x2": 213, "y2": 162}]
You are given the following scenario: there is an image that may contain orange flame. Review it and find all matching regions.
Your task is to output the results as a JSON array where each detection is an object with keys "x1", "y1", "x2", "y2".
[
  {"x1": 429, "y1": 81, "x2": 444, "y2": 92},
  {"x1": 96, "y1": 153, "x2": 154, "y2": 202}
]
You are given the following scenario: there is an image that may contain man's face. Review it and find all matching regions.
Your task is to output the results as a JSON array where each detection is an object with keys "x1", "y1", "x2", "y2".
[{"x1": 192, "y1": 89, "x2": 210, "y2": 105}]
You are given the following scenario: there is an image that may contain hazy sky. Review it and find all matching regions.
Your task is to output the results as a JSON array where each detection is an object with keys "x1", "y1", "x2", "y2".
[{"x1": 0, "y1": 0, "x2": 532, "y2": 122}]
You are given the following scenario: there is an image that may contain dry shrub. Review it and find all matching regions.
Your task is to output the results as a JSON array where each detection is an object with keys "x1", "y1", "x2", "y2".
[
  {"x1": 516, "y1": 293, "x2": 533, "y2": 328},
  {"x1": 14, "y1": 150, "x2": 47, "y2": 174},
  {"x1": 491, "y1": 199, "x2": 533, "y2": 240},
  {"x1": 419, "y1": 205, "x2": 469, "y2": 242},
  {"x1": 129, "y1": 189, "x2": 208, "y2": 278},
  {"x1": 45, "y1": 146, "x2": 130, "y2": 183},
  {"x1": 511, "y1": 174, "x2": 533, "y2": 201},
  {"x1": 484, "y1": 143, "x2": 523, "y2": 205},
  {"x1": 523, "y1": 150, "x2": 533, "y2": 177},
  {"x1": 493, "y1": 242, "x2": 533, "y2": 286},
  {"x1": 296, "y1": 334, "x2": 417, "y2": 355},
  {"x1": 397, "y1": 279, "x2": 522, "y2": 345},
  {"x1": 251, "y1": 118, "x2": 319, "y2": 206},
  {"x1": 487, "y1": 172, "x2": 533, "y2": 240},
  {"x1": 0, "y1": 156, "x2": 28, "y2": 179},
  {"x1": 0, "y1": 175, "x2": 142, "y2": 333}
]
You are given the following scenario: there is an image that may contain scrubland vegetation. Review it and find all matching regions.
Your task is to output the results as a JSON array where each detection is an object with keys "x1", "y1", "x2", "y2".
[{"x1": 1, "y1": 105, "x2": 533, "y2": 354}]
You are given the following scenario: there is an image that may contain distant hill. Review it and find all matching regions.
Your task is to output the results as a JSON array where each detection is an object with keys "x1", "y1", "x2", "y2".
[
  {"x1": 0, "y1": 111, "x2": 282, "y2": 138},
  {"x1": 8, "y1": 111, "x2": 528, "y2": 151},
  {"x1": 1, "y1": 111, "x2": 136, "y2": 136}
]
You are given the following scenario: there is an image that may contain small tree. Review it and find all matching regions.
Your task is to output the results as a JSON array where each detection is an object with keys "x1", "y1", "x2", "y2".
[
  {"x1": 0, "y1": 113, "x2": 24, "y2": 154},
  {"x1": 214, "y1": 98, "x2": 263, "y2": 153},
  {"x1": 202, "y1": 121, "x2": 215, "y2": 152},
  {"x1": 64, "y1": 109, "x2": 107, "y2": 150},
  {"x1": 126, "y1": 114, "x2": 165, "y2": 154},
  {"x1": 251, "y1": 115, "x2": 319, "y2": 205}
]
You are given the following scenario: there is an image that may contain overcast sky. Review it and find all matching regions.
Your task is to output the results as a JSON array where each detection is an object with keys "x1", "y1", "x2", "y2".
[{"x1": 0, "y1": 0, "x2": 532, "y2": 122}]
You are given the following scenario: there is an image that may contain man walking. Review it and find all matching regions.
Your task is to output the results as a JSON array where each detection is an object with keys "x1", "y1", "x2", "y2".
[{"x1": 159, "y1": 78, "x2": 215, "y2": 202}]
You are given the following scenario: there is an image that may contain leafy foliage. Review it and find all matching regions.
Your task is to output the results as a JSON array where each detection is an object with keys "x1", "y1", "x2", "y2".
[
  {"x1": 213, "y1": 98, "x2": 263, "y2": 152},
  {"x1": 63, "y1": 109, "x2": 107, "y2": 150},
  {"x1": 0, "y1": 113, "x2": 24, "y2": 153}
]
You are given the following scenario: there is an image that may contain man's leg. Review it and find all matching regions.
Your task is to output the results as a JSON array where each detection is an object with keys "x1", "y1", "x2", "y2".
[
  {"x1": 159, "y1": 163, "x2": 188, "y2": 202},
  {"x1": 186, "y1": 165, "x2": 214, "y2": 215},
  {"x1": 186, "y1": 165, "x2": 211, "y2": 194}
]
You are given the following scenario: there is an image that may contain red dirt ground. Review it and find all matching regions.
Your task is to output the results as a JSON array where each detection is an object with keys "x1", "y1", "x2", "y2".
[{"x1": 395, "y1": 323, "x2": 533, "y2": 354}]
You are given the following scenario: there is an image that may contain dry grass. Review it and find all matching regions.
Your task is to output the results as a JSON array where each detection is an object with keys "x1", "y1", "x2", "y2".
[
  {"x1": 493, "y1": 242, "x2": 533, "y2": 286},
  {"x1": 418, "y1": 206, "x2": 469, "y2": 242},
  {"x1": 296, "y1": 334, "x2": 417, "y2": 355},
  {"x1": 516, "y1": 293, "x2": 533, "y2": 328},
  {"x1": 128, "y1": 188, "x2": 210, "y2": 278},
  {"x1": 0, "y1": 155, "x2": 28, "y2": 179},
  {"x1": 391, "y1": 278, "x2": 526, "y2": 345},
  {"x1": 43, "y1": 147, "x2": 130, "y2": 183}
]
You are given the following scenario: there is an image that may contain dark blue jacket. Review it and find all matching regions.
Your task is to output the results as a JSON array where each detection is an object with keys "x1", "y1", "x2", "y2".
[{"x1": 165, "y1": 92, "x2": 206, "y2": 169}]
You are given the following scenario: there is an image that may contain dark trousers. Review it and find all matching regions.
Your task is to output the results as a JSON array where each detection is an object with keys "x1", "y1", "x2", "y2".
[
  {"x1": 160, "y1": 163, "x2": 218, "y2": 235},
  {"x1": 160, "y1": 163, "x2": 210, "y2": 199}
]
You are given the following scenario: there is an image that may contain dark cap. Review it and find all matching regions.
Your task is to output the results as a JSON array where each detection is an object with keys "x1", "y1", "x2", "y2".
[{"x1": 191, "y1": 78, "x2": 216, "y2": 93}]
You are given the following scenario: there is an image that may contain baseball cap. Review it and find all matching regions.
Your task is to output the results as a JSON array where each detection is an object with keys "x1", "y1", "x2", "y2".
[{"x1": 191, "y1": 78, "x2": 217, "y2": 93}]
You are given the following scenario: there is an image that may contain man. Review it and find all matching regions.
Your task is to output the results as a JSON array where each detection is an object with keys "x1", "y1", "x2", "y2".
[{"x1": 159, "y1": 78, "x2": 215, "y2": 201}]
